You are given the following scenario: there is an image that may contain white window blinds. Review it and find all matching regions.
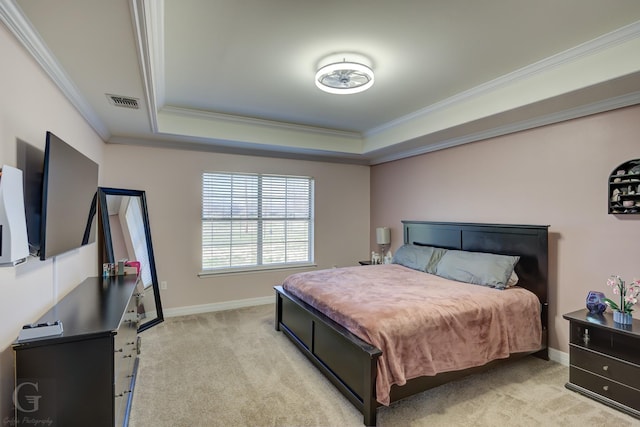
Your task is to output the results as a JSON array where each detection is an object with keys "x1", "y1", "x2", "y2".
[{"x1": 202, "y1": 172, "x2": 314, "y2": 272}]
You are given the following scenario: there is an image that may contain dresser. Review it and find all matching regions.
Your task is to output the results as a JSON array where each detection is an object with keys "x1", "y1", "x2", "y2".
[
  {"x1": 13, "y1": 275, "x2": 142, "y2": 427},
  {"x1": 563, "y1": 309, "x2": 640, "y2": 419}
]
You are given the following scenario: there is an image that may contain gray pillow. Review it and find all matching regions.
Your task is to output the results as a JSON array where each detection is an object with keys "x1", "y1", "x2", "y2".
[
  {"x1": 392, "y1": 244, "x2": 447, "y2": 273},
  {"x1": 434, "y1": 250, "x2": 519, "y2": 289}
]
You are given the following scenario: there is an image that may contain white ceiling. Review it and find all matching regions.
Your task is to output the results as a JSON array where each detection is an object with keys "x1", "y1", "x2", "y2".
[{"x1": 3, "y1": 0, "x2": 640, "y2": 164}]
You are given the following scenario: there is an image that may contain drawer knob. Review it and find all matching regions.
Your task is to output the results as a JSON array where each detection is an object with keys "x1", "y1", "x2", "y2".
[
  {"x1": 602, "y1": 365, "x2": 609, "y2": 371},
  {"x1": 603, "y1": 385, "x2": 609, "y2": 392}
]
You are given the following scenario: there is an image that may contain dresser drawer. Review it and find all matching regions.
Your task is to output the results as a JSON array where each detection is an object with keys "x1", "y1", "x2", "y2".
[
  {"x1": 570, "y1": 366, "x2": 640, "y2": 411},
  {"x1": 570, "y1": 346, "x2": 640, "y2": 390}
]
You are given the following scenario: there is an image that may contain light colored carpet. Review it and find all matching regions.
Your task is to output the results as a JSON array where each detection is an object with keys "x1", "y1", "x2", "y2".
[{"x1": 129, "y1": 304, "x2": 638, "y2": 427}]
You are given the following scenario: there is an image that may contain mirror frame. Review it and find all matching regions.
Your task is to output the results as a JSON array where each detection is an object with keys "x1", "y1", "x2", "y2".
[{"x1": 98, "y1": 187, "x2": 164, "y2": 332}]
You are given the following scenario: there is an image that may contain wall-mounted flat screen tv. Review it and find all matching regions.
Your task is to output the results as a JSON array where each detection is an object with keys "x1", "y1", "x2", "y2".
[{"x1": 39, "y1": 131, "x2": 99, "y2": 260}]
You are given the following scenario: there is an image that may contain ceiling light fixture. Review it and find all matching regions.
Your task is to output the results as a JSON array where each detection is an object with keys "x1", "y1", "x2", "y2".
[{"x1": 315, "y1": 55, "x2": 374, "y2": 95}]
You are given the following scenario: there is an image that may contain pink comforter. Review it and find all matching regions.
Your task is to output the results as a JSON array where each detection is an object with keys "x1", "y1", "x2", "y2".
[{"x1": 282, "y1": 264, "x2": 542, "y2": 405}]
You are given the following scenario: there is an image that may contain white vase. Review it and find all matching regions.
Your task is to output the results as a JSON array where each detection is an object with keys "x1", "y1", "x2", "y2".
[{"x1": 613, "y1": 310, "x2": 633, "y2": 325}]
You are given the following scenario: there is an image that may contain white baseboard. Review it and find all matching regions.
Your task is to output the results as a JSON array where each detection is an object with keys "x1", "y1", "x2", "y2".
[
  {"x1": 163, "y1": 296, "x2": 273, "y2": 318},
  {"x1": 548, "y1": 347, "x2": 569, "y2": 366}
]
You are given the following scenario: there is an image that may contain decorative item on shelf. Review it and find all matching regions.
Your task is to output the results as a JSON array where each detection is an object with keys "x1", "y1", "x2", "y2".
[
  {"x1": 103, "y1": 263, "x2": 112, "y2": 277},
  {"x1": 370, "y1": 251, "x2": 382, "y2": 265},
  {"x1": 376, "y1": 226, "x2": 391, "y2": 260},
  {"x1": 585, "y1": 291, "x2": 607, "y2": 314},
  {"x1": 603, "y1": 275, "x2": 639, "y2": 325},
  {"x1": 611, "y1": 188, "x2": 621, "y2": 201},
  {"x1": 608, "y1": 159, "x2": 640, "y2": 215},
  {"x1": 126, "y1": 260, "x2": 141, "y2": 275},
  {"x1": 383, "y1": 250, "x2": 393, "y2": 264},
  {"x1": 613, "y1": 310, "x2": 633, "y2": 325},
  {"x1": 102, "y1": 261, "x2": 139, "y2": 277}
]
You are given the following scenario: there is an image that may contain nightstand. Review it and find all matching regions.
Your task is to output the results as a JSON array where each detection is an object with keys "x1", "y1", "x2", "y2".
[
  {"x1": 358, "y1": 260, "x2": 372, "y2": 265},
  {"x1": 563, "y1": 309, "x2": 640, "y2": 419}
]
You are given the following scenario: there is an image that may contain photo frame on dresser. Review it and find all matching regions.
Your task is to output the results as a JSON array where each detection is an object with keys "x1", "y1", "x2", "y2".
[{"x1": 97, "y1": 187, "x2": 164, "y2": 332}]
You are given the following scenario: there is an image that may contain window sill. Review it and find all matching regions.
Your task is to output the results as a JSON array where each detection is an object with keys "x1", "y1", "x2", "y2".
[{"x1": 198, "y1": 263, "x2": 317, "y2": 277}]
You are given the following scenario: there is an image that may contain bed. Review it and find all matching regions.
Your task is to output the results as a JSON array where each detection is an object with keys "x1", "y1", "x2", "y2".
[{"x1": 274, "y1": 221, "x2": 549, "y2": 426}]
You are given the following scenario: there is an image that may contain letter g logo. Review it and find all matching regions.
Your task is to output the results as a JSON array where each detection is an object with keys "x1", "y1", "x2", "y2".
[{"x1": 13, "y1": 381, "x2": 41, "y2": 413}]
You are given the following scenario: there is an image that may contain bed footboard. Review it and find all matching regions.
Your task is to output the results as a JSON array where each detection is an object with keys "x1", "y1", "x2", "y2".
[{"x1": 275, "y1": 285, "x2": 382, "y2": 426}]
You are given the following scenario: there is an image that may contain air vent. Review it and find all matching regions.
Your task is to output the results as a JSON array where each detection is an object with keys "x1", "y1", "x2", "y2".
[{"x1": 106, "y1": 94, "x2": 140, "y2": 109}]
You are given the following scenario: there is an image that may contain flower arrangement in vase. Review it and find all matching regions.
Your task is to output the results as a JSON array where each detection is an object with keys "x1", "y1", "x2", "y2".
[{"x1": 603, "y1": 275, "x2": 640, "y2": 325}]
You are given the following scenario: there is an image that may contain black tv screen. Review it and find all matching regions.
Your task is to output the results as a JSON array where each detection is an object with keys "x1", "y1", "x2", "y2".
[{"x1": 39, "y1": 132, "x2": 99, "y2": 260}]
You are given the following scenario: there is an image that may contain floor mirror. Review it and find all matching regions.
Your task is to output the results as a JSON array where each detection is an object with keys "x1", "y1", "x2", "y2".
[{"x1": 98, "y1": 187, "x2": 164, "y2": 332}]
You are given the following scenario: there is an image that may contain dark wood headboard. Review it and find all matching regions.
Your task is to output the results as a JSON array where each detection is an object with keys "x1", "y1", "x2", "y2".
[{"x1": 402, "y1": 221, "x2": 549, "y2": 307}]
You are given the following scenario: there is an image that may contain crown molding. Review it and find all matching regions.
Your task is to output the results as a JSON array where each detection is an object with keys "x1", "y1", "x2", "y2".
[
  {"x1": 108, "y1": 134, "x2": 370, "y2": 165},
  {"x1": 365, "y1": 20, "x2": 640, "y2": 139},
  {"x1": 130, "y1": 0, "x2": 162, "y2": 133},
  {"x1": 368, "y1": 90, "x2": 640, "y2": 165},
  {"x1": 162, "y1": 105, "x2": 362, "y2": 139},
  {"x1": 0, "y1": 0, "x2": 110, "y2": 140}
]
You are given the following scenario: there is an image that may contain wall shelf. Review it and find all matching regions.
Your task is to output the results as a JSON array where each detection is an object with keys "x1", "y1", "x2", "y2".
[{"x1": 608, "y1": 159, "x2": 640, "y2": 214}]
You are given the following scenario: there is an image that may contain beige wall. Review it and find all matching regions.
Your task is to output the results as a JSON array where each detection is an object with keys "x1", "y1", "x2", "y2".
[
  {"x1": 0, "y1": 24, "x2": 105, "y2": 419},
  {"x1": 371, "y1": 104, "x2": 640, "y2": 354},
  {"x1": 102, "y1": 144, "x2": 371, "y2": 310}
]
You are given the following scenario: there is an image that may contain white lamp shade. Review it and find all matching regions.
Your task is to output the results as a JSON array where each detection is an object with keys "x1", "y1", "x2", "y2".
[{"x1": 376, "y1": 227, "x2": 390, "y2": 245}]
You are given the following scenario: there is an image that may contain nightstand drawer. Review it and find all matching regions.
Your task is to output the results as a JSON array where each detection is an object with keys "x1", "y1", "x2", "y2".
[
  {"x1": 570, "y1": 366, "x2": 640, "y2": 411},
  {"x1": 570, "y1": 346, "x2": 640, "y2": 389}
]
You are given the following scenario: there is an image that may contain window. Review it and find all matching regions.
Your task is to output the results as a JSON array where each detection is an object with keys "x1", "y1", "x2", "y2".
[
  {"x1": 202, "y1": 172, "x2": 314, "y2": 272},
  {"x1": 124, "y1": 197, "x2": 152, "y2": 288}
]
